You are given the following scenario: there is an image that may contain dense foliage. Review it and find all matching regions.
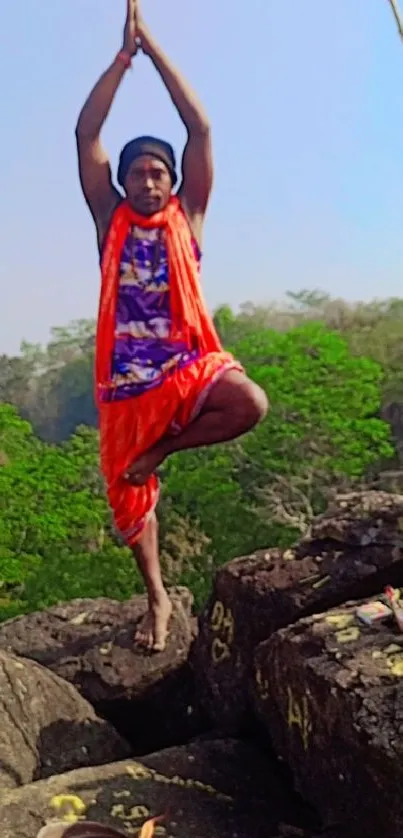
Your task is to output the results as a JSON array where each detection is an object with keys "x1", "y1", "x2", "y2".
[{"x1": 0, "y1": 291, "x2": 400, "y2": 618}]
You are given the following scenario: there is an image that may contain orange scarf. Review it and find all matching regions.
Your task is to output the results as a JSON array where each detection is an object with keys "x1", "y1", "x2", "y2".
[{"x1": 95, "y1": 196, "x2": 222, "y2": 403}]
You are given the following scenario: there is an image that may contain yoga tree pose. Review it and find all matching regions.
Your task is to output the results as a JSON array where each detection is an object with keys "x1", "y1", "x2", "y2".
[{"x1": 75, "y1": 0, "x2": 268, "y2": 652}]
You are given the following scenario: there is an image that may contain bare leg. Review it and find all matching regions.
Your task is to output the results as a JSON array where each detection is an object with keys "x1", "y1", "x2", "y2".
[
  {"x1": 125, "y1": 370, "x2": 269, "y2": 486},
  {"x1": 133, "y1": 511, "x2": 172, "y2": 652},
  {"x1": 127, "y1": 372, "x2": 267, "y2": 649}
]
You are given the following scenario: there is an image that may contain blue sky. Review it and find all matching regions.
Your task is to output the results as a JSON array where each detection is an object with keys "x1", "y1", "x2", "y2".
[{"x1": 1, "y1": 0, "x2": 403, "y2": 353}]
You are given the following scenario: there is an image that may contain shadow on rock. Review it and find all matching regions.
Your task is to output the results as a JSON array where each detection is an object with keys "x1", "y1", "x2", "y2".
[
  {"x1": 0, "y1": 589, "x2": 208, "y2": 754},
  {"x1": 35, "y1": 719, "x2": 131, "y2": 781}
]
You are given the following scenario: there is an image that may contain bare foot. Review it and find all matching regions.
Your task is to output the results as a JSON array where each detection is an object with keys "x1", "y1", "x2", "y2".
[
  {"x1": 124, "y1": 444, "x2": 166, "y2": 487},
  {"x1": 135, "y1": 591, "x2": 173, "y2": 652}
]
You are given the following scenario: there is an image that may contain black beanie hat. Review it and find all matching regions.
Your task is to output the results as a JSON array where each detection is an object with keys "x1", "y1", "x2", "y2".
[{"x1": 117, "y1": 135, "x2": 178, "y2": 187}]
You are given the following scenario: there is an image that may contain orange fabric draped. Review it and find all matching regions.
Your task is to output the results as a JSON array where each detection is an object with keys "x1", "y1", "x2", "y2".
[
  {"x1": 95, "y1": 195, "x2": 222, "y2": 404},
  {"x1": 100, "y1": 352, "x2": 241, "y2": 545},
  {"x1": 96, "y1": 196, "x2": 242, "y2": 546}
]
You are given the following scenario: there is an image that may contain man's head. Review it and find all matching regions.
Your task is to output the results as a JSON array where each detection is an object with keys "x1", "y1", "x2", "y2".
[{"x1": 117, "y1": 136, "x2": 177, "y2": 215}]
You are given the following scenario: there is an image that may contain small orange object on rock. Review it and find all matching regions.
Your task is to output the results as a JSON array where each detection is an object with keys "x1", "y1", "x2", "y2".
[{"x1": 139, "y1": 817, "x2": 163, "y2": 838}]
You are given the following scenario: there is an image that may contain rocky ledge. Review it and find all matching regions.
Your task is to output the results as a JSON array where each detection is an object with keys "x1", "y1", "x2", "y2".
[{"x1": 1, "y1": 491, "x2": 403, "y2": 838}]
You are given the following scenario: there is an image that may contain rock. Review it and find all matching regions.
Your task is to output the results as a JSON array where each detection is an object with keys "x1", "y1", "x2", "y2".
[
  {"x1": 382, "y1": 402, "x2": 403, "y2": 466},
  {"x1": 38, "y1": 826, "x2": 126, "y2": 838},
  {"x1": 37, "y1": 823, "x2": 314, "y2": 838},
  {"x1": 0, "y1": 740, "x2": 315, "y2": 838},
  {"x1": 0, "y1": 589, "x2": 205, "y2": 753},
  {"x1": 38, "y1": 826, "x2": 129, "y2": 838},
  {"x1": 253, "y1": 600, "x2": 403, "y2": 837},
  {"x1": 192, "y1": 491, "x2": 403, "y2": 732},
  {"x1": 301, "y1": 490, "x2": 403, "y2": 547},
  {"x1": 142, "y1": 738, "x2": 296, "y2": 811},
  {"x1": 0, "y1": 649, "x2": 129, "y2": 790}
]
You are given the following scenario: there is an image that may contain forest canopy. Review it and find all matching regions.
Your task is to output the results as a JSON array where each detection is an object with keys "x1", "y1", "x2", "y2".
[{"x1": 1, "y1": 290, "x2": 401, "y2": 619}]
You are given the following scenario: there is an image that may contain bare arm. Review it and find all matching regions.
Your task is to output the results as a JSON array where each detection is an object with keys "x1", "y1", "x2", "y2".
[
  {"x1": 139, "y1": 23, "x2": 213, "y2": 245},
  {"x1": 75, "y1": 0, "x2": 138, "y2": 247},
  {"x1": 75, "y1": 58, "x2": 125, "y2": 245}
]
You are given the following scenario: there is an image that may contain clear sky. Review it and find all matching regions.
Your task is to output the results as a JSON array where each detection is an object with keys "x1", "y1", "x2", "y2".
[{"x1": 1, "y1": 0, "x2": 402, "y2": 353}]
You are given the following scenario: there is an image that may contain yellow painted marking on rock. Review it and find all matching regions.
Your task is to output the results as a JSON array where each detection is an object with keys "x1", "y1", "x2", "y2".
[
  {"x1": 390, "y1": 659, "x2": 403, "y2": 677},
  {"x1": 312, "y1": 574, "x2": 331, "y2": 590},
  {"x1": 210, "y1": 601, "x2": 224, "y2": 631},
  {"x1": 209, "y1": 599, "x2": 235, "y2": 663},
  {"x1": 325, "y1": 614, "x2": 354, "y2": 629},
  {"x1": 124, "y1": 764, "x2": 233, "y2": 802},
  {"x1": 223, "y1": 613, "x2": 234, "y2": 645},
  {"x1": 152, "y1": 772, "x2": 170, "y2": 784},
  {"x1": 300, "y1": 573, "x2": 321, "y2": 585},
  {"x1": 126, "y1": 764, "x2": 153, "y2": 780},
  {"x1": 211, "y1": 637, "x2": 231, "y2": 664},
  {"x1": 255, "y1": 665, "x2": 269, "y2": 701},
  {"x1": 70, "y1": 612, "x2": 89, "y2": 626},
  {"x1": 287, "y1": 687, "x2": 312, "y2": 751},
  {"x1": 385, "y1": 652, "x2": 403, "y2": 677},
  {"x1": 384, "y1": 644, "x2": 402, "y2": 655},
  {"x1": 112, "y1": 804, "x2": 150, "y2": 821},
  {"x1": 373, "y1": 645, "x2": 403, "y2": 677},
  {"x1": 130, "y1": 806, "x2": 150, "y2": 820},
  {"x1": 210, "y1": 600, "x2": 234, "y2": 645},
  {"x1": 50, "y1": 794, "x2": 87, "y2": 824},
  {"x1": 336, "y1": 627, "x2": 360, "y2": 644}
]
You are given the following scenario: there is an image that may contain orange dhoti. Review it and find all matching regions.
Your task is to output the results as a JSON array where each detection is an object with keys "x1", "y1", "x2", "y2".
[{"x1": 99, "y1": 351, "x2": 242, "y2": 545}]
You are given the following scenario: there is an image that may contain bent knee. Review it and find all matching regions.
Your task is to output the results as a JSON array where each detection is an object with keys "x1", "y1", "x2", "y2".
[
  {"x1": 236, "y1": 379, "x2": 269, "y2": 430},
  {"x1": 246, "y1": 382, "x2": 269, "y2": 426}
]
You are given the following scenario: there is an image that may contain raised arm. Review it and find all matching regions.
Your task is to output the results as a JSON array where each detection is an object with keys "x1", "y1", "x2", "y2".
[
  {"x1": 75, "y1": 0, "x2": 138, "y2": 247},
  {"x1": 138, "y1": 19, "x2": 213, "y2": 244}
]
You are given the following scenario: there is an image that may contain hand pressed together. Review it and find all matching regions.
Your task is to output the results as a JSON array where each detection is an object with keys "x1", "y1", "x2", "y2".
[
  {"x1": 122, "y1": 0, "x2": 154, "y2": 58},
  {"x1": 122, "y1": 0, "x2": 140, "y2": 56}
]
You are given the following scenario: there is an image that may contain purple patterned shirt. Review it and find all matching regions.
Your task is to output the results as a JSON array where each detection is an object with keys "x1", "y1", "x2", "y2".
[{"x1": 101, "y1": 224, "x2": 201, "y2": 402}]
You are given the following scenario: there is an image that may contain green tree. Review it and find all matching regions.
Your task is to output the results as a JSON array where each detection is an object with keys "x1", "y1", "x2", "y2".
[
  {"x1": 164, "y1": 322, "x2": 393, "y2": 568},
  {"x1": 0, "y1": 307, "x2": 397, "y2": 617},
  {"x1": 0, "y1": 406, "x2": 218, "y2": 614}
]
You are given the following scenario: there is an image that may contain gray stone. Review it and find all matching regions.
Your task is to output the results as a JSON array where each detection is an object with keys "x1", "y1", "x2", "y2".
[{"x1": 0, "y1": 649, "x2": 129, "y2": 789}]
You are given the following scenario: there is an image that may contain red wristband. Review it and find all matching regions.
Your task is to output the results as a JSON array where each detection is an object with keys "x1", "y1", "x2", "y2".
[{"x1": 116, "y1": 50, "x2": 132, "y2": 70}]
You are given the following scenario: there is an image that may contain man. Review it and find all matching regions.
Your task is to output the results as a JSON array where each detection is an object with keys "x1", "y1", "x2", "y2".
[{"x1": 75, "y1": 0, "x2": 268, "y2": 652}]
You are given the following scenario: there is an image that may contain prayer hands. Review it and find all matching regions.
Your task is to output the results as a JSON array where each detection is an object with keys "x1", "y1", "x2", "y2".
[
  {"x1": 136, "y1": 15, "x2": 154, "y2": 55},
  {"x1": 122, "y1": 0, "x2": 140, "y2": 56}
]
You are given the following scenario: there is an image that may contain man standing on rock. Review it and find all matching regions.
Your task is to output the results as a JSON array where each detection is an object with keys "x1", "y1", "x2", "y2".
[{"x1": 75, "y1": 0, "x2": 268, "y2": 652}]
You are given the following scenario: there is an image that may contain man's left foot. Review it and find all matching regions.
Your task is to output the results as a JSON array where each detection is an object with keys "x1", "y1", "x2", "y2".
[
  {"x1": 125, "y1": 444, "x2": 165, "y2": 486},
  {"x1": 135, "y1": 590, "x2": 173, "y2": 652}
]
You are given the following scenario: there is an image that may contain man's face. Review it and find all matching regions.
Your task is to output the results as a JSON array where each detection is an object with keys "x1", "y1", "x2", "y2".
[{"x1": 124, "y1": 154, "x2": 172, "y2": 215}]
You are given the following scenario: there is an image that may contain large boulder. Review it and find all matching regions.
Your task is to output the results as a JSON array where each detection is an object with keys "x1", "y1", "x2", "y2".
[
  {"x1": 0, "y1": 589, "x2": 205, "y2": 753},
  {"x1": 253, "y1": 599, "x2": 403, "y2": 837},
  {"x1": 192, "y1": 491, "x2": 403, "y2": 732},
  {"x1": 0, "y1": 740, "x2": 315, "y2": 838},
  {"x1": 300, "y1": 490, "x2": 403, "y2": 546},
  {"x1": 0, "y1": 649, "x2": 129, "y2": 790}
]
